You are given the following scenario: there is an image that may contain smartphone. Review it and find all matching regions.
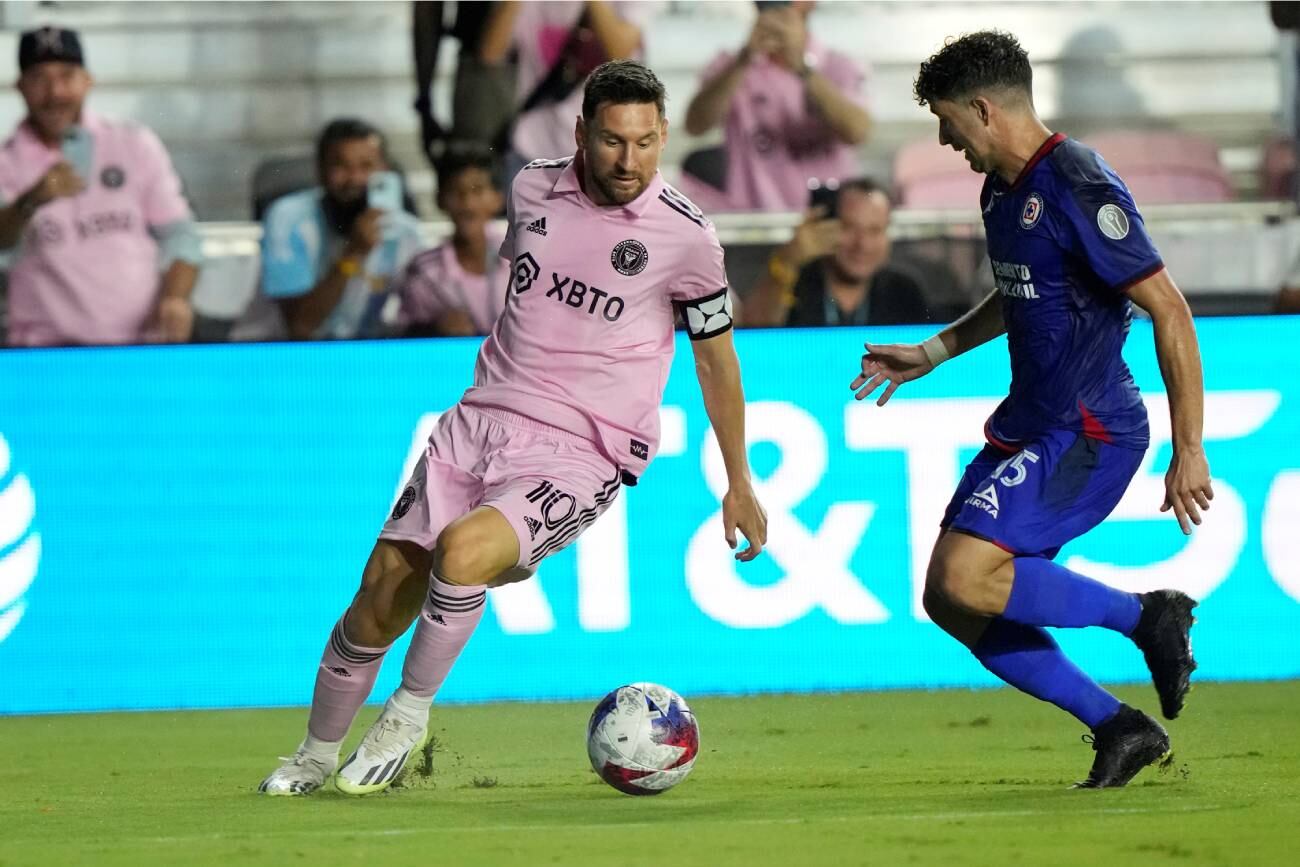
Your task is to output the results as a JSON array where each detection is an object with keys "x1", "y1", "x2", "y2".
[
  {"x1": 367, "y1": 171, "x2": 403, "y2": 213},
  {"x1": 808, "y1": 179, "x2": 840, "y2": 219},
  {"x1": 61, "y1": 127, "x2": 94, "y2": 181}
]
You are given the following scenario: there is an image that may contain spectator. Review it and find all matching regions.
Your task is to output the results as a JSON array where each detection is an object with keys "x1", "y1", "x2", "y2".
[
  {"x1": 479, "y1": 1, "x2": 659, "y2": 178},
  {"x1": 745, "y1": 178, "x2": 932, "y2": 327},
  {"x1": 395, "y1": 150, "x2": 506, "y2": 337},
  {"x1": 261, "y1": 119, "x2": 423, "y2": 340},
  {"x1": 412, "y1": 1, "x2": 516, "y2": 164},
  {"x1": 0, "y1": 26, "x2": 202, "y2": 347},
  {"x1": 683, "y1": 1, "x2": 870, "y2": 212}
]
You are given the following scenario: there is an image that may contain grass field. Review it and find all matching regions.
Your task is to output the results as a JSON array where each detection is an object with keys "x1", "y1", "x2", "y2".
[{"x1": 3, "y1": 681, "x2": 1298, "y2": 866}]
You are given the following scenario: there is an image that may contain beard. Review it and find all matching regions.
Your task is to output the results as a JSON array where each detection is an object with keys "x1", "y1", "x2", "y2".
[
  {"x1": 827, "y1": 255, "x2": 871, "y2": 287},
  {"x1": 591, "y1": 170, "x2": 647, "y2": 205},
  {"x1": 321, "y1": 192, "x2": 367, "y2": 236}
]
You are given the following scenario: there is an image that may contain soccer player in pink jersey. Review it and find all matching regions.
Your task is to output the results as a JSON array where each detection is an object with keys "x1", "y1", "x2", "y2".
[
  {"x1": 0, "y1": 26, "x2": 201, "y2": 347},
  {"x1": 260, "y1": 60, "x2": 768, "y2": 797}
]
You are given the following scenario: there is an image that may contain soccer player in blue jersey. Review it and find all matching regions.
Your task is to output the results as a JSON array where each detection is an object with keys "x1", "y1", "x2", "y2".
[{"x1": 850, "y1": 31, "x2": 1211, "y2": 788}]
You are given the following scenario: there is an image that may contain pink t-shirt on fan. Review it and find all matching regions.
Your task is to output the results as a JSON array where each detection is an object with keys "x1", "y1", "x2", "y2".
[
  {"x1": 396, "y1": 223, "x2": 507, "y2": 335},
  {"x1": 509, "y1": 1, "x2": 661, "y2": 162},
  {"x1": 0, "y1": 110, "x2": 192, "y2": 346},
  {"x1": 460, "y1": 156, "x2": 729, "y2": 479},
  {"x1": 700, "y1": 42, "x2": 868, "y2": 212}
]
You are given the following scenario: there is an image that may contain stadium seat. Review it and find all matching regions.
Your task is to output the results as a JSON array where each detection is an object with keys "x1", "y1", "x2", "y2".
[
  {"x1": 891, "y1": 138, "x2": 985, "y2": 210},
  {"x1": 1083, "y1": 130, "x2": 1235, "y2": 204},
  {"x1": 250, "y1": 154, "x2": 319, "y2": 221}
]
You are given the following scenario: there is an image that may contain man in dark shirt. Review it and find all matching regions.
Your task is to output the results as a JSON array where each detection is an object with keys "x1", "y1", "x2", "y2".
[{"x1": 746, "y1": 177, "x2": 931, "y2": 327}]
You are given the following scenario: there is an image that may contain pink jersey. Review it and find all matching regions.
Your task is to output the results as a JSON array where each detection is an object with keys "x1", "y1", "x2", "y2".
[
  {"x1": 395, "y1": 223, "x2": 507, "y2": 335},
  {"x1": 460, "y1": 155, "x2": 732, "y2": 480},
  {"x1": 0, "y1": 110, "x2": 193, "y2": 346},
  {"x1": 701, "y1": 42, "x2": 868, "y2": 212}
]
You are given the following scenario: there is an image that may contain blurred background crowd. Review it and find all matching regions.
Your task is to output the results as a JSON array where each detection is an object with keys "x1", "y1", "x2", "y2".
[{"x1": 1, "y1": 0, "x2": 1299, "y2": 349}]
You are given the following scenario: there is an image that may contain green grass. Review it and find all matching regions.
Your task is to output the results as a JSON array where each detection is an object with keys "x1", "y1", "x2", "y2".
[{"x1": 3, "y1": 681, "x2": 1298, "y2": 866}]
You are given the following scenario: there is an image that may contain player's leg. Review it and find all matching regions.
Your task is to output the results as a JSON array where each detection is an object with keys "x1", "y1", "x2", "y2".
[
  {"x1": 926, "y1": 530, "x2": 1170, "y2": 788},
  {"x1": 259, "y1": 539, "x2": 429, "y2": 796},
  {"x1": 929, "y1": 433, "x2": 1179, "y2": 787},
  {"x1": 335, "y1": 507, "x2": 517, "y2": 795},
  {"x1": 338, "y1": 410, "x2": 622, "y2": 796},
  {"x1": 941, "y1": 433, "x2": 1196, "y2": 719}
]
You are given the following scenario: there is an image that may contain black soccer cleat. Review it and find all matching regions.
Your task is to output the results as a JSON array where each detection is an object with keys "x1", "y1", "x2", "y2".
[
  {"x1": 1073, "y1": 704, "x2": 1170, "y2": 789},
  {"x1": 1131, "y1": 589, "x2": 1198, "y2": 719}
]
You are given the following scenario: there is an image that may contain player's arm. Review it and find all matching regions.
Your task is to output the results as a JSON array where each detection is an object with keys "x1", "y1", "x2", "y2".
[
  {"x1": 850, "y1": 287, "x2": 1005, "y2": 405},
  {"x1": 1127, "y1": 269, "x2": 1213, "y2": 534},
  {"x1": 688, "y1": 326, "x2": 768, "y2": 561}
]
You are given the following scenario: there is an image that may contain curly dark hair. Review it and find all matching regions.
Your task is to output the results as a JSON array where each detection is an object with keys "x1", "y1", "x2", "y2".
[
  {"x1": 914, "y1": 30, "x2": 1033, "y2": 107},
  {"x1": 582, "y1": 60, "x2": 667, "y2": 121}
]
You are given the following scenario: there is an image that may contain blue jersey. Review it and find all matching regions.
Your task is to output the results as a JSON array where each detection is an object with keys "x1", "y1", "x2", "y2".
[{"x1": 980, "y1": 133, "x2": 1161, "y2": 451}]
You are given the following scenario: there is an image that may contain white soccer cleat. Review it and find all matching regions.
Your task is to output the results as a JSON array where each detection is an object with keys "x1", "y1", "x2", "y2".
[
  {"x1": 258, "y1": 750, "x2": 338, "y2": 796},
  {"x1": 335, "y1": 710, "x2": 428, "y2": 796}
]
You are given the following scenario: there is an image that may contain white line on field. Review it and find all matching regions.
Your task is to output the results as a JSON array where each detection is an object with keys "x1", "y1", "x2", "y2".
[{"x1": 137, "y1": 803, "x2": 1227, "y2": 845}]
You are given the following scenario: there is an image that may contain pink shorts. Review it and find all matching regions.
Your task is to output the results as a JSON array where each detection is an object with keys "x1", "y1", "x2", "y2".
[{"x1": 380, "y1": 404, "x2": 622, "y2": 578}]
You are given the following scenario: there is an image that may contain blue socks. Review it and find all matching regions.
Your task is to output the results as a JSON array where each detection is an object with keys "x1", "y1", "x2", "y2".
[
  {"x1": 973, "y1": 617, "x2": 1120, "y2": 729},
  {"x1": 1003, "y1": 557, "x2": 1141, "y2": 635}
]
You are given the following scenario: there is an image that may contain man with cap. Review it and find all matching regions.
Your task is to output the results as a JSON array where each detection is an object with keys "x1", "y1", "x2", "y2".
[{"x1": 0, "y1": 26, "x2": 202, "y2": 347}]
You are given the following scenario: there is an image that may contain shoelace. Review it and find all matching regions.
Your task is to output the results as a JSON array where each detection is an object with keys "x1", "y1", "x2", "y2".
[
  {"x1": 276, "y1": 753, "x2": 328, "y2": 772},
  {"x1": 371, "y1": 715, "x2": 420, "y2": 748}
]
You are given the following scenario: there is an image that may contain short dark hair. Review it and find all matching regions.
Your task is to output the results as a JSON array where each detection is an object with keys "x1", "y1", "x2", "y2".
[
  {"x1": 435, "y1": 148, "x2": 498, "y2": 193},
  {"x1": 581, "y1": 60, "x2": 667, "y2": 121},
  {"x1": 838, "y1": 177, "x2": 890, "y2": 201},
  {"x1": 316, "y1": 118, "x2": 388, "y2": 169},
  {"x1": 914, "y1": 30, "x2": 1033, "y2": 107}
]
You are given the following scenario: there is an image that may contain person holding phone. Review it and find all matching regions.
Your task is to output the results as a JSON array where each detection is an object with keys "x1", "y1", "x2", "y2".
[
  {"x1": 260, "y1": 118, "x2": 424, "y2": 340},
  {"x1": 683, "y1": 0, "x2": 871, "y2": 212},
  {"x1": 0, "y1": 26, "x2": 202, "y2": 347},
  {"x1": 745, "y1": 178, "x2": 932, "y2": 327}
]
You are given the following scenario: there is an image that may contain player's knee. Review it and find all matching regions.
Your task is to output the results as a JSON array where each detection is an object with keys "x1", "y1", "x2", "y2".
[
  {"x1": 433, "y1": 521, "x2": 494, "y2": 587},
  {"x1": 927, "y1": 554, "x2": 984, "y2": 615}
]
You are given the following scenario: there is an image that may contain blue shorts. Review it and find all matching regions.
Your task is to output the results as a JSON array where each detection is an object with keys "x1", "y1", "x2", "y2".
[{"x1": 941, "y1": 430, "x2": 1144, "y2": 559}]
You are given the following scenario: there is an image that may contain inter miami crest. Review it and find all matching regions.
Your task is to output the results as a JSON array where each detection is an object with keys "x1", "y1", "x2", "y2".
[
  {"x1": 100, "y1": 166, "x2": 126, "y2": 189},
  {"x1": 611, "y1": 239, "x2": 648, "y2": 276},
  {"x1": 391, "y1": 485, "x2": 417, "y2": 520}
]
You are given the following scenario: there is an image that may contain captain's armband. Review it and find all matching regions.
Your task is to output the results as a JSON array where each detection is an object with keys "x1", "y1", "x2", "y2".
[{"x1": 675, "y1": 287, "x2": 734, "y2": 341}]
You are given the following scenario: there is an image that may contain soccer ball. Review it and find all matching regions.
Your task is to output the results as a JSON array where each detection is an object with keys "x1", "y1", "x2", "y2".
[{"x1": 586, "y1": 682, "x2": 700, "y2": 795}]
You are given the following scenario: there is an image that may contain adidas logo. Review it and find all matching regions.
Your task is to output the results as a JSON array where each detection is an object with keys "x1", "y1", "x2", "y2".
[
  {"x1": 327, "y1": 666, "x2": 351, "y2": 678},
  {"x1": 524, "y1": 516, "x2": 542, "y2": 540},
  {"x1": 426, "y1": 612, "x2": 447, "y2": 626},
  {"x1": 526, "y1": 217, "x2": 548, "y2": 236}
]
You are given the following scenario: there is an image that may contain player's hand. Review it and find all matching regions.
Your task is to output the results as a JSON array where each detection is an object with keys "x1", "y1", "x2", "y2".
[
  {"x1": 781, "y1": 207, "x2": 840, "y2": 268},
  {"x1": 1161, "y1": 446, "x2": 1213, "y2": 535},
  {"x1": 25, "y1": 161, "x2": 84, "y2": 207},
  {"x1": 344, "y1": 208, "x2": 385, "y2": 258},
  {"x1": 850, "y1": 342, "x2": 933, "y2": 406},
  {"x1": 723, "y1": 482, "x2": 767, "y2": 562}
]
